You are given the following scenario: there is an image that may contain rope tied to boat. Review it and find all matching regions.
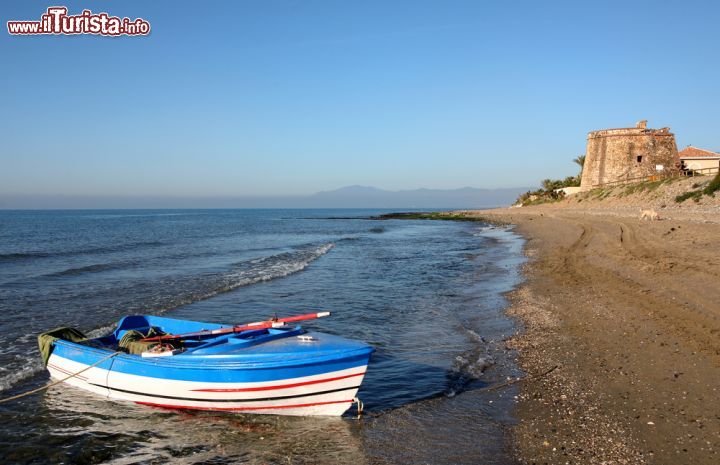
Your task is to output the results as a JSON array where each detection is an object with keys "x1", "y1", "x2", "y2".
[
  {"x1": 353, "y1": 396, "x2": 364, "y2": 419},
  {"x1": 0, "y1": 351, "x2": 121, "y2": 404}
]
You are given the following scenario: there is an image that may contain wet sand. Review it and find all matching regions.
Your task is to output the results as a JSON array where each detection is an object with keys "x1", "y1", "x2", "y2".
[{"x1": 456, "y1": 207, "x2": 720, "y2": 464}]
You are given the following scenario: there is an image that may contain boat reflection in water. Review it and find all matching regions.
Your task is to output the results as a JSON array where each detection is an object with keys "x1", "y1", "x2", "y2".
[{"x1": 36, "y1": 385, "x2": 368, "y2": 465}]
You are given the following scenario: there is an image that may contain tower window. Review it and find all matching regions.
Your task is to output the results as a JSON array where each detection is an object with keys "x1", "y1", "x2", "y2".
[{"x1": 636, "y1": 155, "x2": 643, "y2": 163}]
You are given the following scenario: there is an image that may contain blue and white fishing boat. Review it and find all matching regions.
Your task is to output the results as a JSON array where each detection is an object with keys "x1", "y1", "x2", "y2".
[{"x1": 38, "y1": 312, "x2": 374, "y2": 416}]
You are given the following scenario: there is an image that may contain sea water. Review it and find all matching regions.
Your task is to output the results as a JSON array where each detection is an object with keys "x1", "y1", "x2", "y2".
[{"x1": 0, "y1": 209, "x2": 524, "y2": 464}]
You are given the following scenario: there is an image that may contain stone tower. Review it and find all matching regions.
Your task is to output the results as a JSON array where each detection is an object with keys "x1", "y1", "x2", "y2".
[{"x1": 580, "y1": 120, "x2": 679, "y2": 190}]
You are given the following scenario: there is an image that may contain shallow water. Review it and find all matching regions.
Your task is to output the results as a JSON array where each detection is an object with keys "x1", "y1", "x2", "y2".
[{"x1": 0, "y1": 209, "x2": 524, "y2": 464}]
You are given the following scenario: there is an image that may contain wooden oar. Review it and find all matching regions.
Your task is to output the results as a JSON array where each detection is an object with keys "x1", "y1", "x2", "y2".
[{"x1": 141, "y1": 311, "x2": 331, "y2": 342}]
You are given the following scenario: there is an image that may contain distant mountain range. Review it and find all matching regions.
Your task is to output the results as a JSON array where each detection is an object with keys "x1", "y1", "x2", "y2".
[
  {"x1": 306, "y1": 185, "x2": 530, "y2": 209},
  {"x1": 0, "y1": 186, "x2": 532, "y2": 209}
]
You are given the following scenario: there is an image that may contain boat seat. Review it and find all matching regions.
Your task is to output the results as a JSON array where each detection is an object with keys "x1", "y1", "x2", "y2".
[{"x1": 113, "y1": 315, "x2": 160, "y2": 341}]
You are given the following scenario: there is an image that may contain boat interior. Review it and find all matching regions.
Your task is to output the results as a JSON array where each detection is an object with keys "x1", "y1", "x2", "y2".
[{"x1": 90, "y1": 315, "x2": 305, "y2": 356}]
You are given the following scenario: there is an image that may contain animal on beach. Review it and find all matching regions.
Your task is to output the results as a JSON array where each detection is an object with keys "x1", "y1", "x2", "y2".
[{"x1": 639, "y1": 209, "x2": 660, "y2": 221}]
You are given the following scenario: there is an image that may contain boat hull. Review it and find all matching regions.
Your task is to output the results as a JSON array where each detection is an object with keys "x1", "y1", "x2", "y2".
[
  {"x1": 47, "y1": 351, "x2": 368, "y2": 416},
  {"x1": 43, "y1": 317, "x2": 373, "y2": 417}
]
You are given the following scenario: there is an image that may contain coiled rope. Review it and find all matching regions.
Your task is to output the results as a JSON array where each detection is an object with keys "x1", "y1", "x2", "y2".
[{"x1": 0, "y1": 351, "x2": 120, "y2": 404}]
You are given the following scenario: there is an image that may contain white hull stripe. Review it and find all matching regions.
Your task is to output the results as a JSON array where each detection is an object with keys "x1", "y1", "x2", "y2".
[
  {"x1": 47, "y1": 363, "x2": 89, "y2": 381},
  {"x1": 191, "y1": 371, "x2": 365, "y2": 392}
]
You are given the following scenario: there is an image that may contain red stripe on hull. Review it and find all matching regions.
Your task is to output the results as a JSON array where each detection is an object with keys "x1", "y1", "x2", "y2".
[
  {"x1": 47, "y1": 363, "x2": 88, "y2": 381},
  {"x1": 136, "y1": 399, "x2": 353, "y2": 411},
  {"x1": 191, "y1": 371, "x2": 365, "y2": 392}
]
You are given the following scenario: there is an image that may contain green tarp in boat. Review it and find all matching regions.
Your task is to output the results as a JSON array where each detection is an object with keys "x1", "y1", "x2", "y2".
[
  {"x1": 118, "y1": 327, "x2": 165, "y2": 355},
  {"x1": 37, "y1": 326, "x2": 169, "y2": 364},
  {"x1": 37, "y1": 327, "x2": 87, "y2": 366}
]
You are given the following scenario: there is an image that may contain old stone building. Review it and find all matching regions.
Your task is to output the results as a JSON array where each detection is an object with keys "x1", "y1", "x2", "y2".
[{"x1": 580, "y1": 120, "x2": 679, "y2": 189}]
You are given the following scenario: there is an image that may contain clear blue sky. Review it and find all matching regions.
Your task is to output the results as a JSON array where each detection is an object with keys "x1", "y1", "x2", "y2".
[{"x1": 1, "y1": 0, "x2": 718, "y2": 199}]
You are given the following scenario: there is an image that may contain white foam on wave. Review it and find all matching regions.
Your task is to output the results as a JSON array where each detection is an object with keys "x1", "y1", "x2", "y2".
[
  {"x1": 86, "y1": 323, "x2": 118, "y2": 339},
  {"x1": 472, "y1": 225, "x2": 513, "y2": 236},
  {"x1": 0, "y1": 356, "x2": 43, "y2": 393},
  {"x1": 202, "y1": 242, "x2": 335, "y2": 300},
  {"x1": 445, "y1": 350, "x2": 496, "y2": 398},
  {"x1": 463, "y1": 328, "x2": 487, "y2": 343},
  {"x1": 453, "y1": 352, "x2": 495, "y2": 379},
  {"x1": 444, "y1": 327, "x2": 497, "y2": 397},
  {"x1": 230, "y1": 242, "x2": 334, "y2": 287}
]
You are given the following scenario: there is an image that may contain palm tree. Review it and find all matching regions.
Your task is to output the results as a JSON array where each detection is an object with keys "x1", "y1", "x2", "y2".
[
  {"x1": 570, "y1": 154, "x2": 586, "y2": 185},
  {"x1": 573, "y1": 155, "x2": 586, "y2": 170}
]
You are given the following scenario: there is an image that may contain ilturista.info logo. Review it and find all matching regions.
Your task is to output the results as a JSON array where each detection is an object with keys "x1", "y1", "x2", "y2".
[{"x1": 7, "y1": 6, "x2": 150, "y2": 36}]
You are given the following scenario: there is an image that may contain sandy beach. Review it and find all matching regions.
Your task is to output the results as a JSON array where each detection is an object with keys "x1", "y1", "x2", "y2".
[{"x1": 456, "y1": 203, "x2": 720, "y2": 464}]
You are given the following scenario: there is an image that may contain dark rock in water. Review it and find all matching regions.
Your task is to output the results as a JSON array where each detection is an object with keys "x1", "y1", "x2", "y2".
[
  {"x1": 373, "y1": 212, "x2": 435, "y2": 220},
  {"x1": 372, "y1": 212, "x2": 488, "y2": 221}
]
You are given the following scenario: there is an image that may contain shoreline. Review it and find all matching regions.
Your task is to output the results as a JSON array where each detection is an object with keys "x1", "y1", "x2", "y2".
[{"x1": 456, "y1": 206, "x2": 720, "y2": 464}]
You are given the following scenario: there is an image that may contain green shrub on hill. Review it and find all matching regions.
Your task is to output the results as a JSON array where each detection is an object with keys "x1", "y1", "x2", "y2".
[
  {"x1": 675, "y1": 190, "x2": 702, "y2": 203},
  {"x1": 702, "y1": 172, "x2": 720, "y2": 196},
  {"x1": 515, "y1": 175, "x2": 580, "y2": 206},
  {"x1": 515, "y1": 154, "x2": 585, "y2": 206},
  {"x1": 675, "y1": 172, "x2": 720, "y2": 203}
]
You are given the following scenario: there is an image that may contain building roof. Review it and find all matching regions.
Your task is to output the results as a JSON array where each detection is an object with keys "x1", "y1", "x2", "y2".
[{"x1": 679, "y1": 146, "x2": 720, "y2": 159}]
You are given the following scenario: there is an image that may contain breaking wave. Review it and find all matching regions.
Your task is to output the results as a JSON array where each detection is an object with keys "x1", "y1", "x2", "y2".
[
  {"x1": 0, "y1": 357, "x2": 43, "y2": 393},
  {"x1": 210, "y1": 242, "x2": 335, "y2": 297},
  {"x1": 444, "y1": 329, "x2": 495, "y2": 397},
  {"x1": 472, "y1": 224, "x2": 513, "y2": 236},
  {"x1": 472, "y1": 226, "x2": 498, "y2": 236},
  {"x1": 445, "y1": 349, "x2": 495, "y2": 398},
  {"x1": 95, "y1": 242, "x2": 337, "y2": 318},
  {"x1": 86, "y1": 242, "x2": 337, "y2": 318}
]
